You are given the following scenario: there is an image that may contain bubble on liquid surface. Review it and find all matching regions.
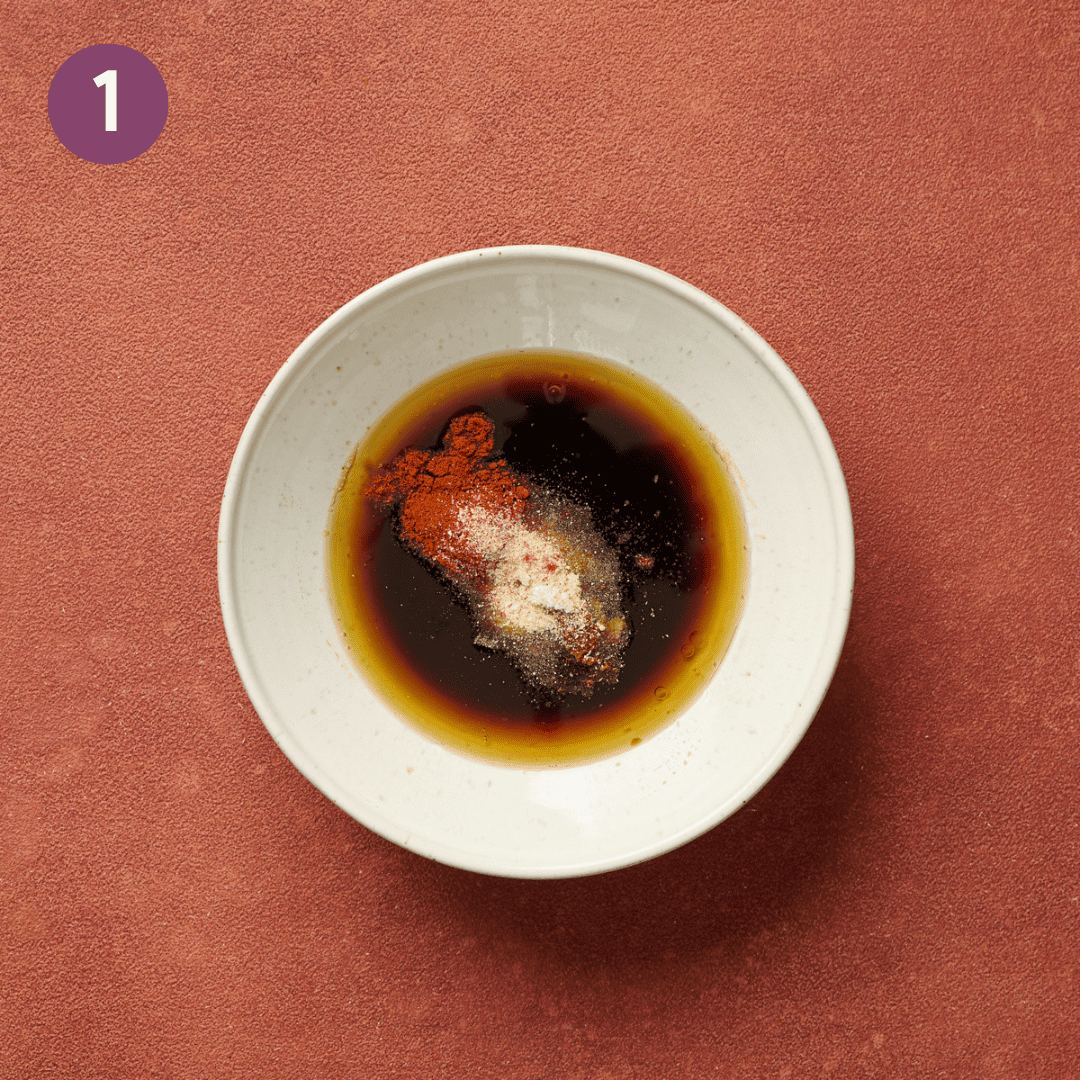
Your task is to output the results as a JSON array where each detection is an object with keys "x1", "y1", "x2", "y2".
[
  {"x1": 654, "y1": 686, "x2": 669, "y2": 701},
  {"x1": 543, "y1": 381, "x2": 566, "y2": 404}
]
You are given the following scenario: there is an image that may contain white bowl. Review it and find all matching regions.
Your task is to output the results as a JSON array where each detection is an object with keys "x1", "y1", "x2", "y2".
[{"x1": 218, "y1": 246, "x2": 854, "y2": 878}]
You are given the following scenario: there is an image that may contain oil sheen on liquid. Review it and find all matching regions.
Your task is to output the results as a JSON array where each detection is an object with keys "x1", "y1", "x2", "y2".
[{"x1": 326, "y1": 350, "x2": 749, "y2": 767}]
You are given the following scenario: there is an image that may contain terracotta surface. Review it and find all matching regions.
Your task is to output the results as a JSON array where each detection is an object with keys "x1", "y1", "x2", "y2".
[{"x1": 3, "y1": 2, "x2": 1078, "y2": 1076}]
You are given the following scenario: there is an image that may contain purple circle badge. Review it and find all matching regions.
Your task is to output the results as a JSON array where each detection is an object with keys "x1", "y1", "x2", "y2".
[{"x1": 49, "y1": 45, "x2": 168, "y2": 164}]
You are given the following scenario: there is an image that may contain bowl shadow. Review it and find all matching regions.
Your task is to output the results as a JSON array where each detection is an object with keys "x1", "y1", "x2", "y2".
[{"x1": 387, "y1": 630, "x2": 875, "y2": 976}]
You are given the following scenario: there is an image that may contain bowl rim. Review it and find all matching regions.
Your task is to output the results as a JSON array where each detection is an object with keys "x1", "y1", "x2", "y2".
[{"x1": 218, "y1": 244, "x2": 855, "y2": 877}]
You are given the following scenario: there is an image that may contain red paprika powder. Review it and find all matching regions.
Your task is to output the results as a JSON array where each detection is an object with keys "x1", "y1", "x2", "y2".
[{"x1": 366, "y1": 413, "x2": 531, "y2": 583}]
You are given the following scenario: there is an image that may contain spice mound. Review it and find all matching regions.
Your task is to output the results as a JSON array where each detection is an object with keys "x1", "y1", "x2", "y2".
[{"x1": 366, "y1": 413, "x2": 630, "y2": 700}]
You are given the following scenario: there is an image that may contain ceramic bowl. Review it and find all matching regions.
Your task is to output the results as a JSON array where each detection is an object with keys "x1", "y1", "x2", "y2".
[{"x1": 218, "y1": 246, "x2": 854, "y2": 878}]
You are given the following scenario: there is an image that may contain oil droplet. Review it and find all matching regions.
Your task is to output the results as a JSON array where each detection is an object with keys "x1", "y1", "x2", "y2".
[
  {"x1": 654, "y1": 686, "x2": 669, "y2": 700},
  {"x1": 631, "y1": 737, "x2": 642, "y2": 746},
  {"x1": 543, "y1": 381, "x2": 566, "y2": 404}
]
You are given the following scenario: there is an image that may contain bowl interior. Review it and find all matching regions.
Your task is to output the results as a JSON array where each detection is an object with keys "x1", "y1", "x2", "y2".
[{"x1": 218, "y1": 247, "x2": 853, "y2": 878}]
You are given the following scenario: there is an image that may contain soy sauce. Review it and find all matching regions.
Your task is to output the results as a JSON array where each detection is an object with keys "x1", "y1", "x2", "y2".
[{"x1": 327, "y1": 350, "x2": 748, "y2": 767}]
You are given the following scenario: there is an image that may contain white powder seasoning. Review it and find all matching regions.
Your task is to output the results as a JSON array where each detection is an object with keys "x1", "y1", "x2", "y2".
[
  {"x1": 457, "y1": 502, "x2": 584, "y2": 632},
  {"x1": 455, "y1": 486, "x2": 629, "y2": 698}
]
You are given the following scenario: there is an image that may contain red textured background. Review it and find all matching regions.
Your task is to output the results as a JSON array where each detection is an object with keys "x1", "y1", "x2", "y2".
[{"x1": 3, "y1": 2, "x2": 1078, "y2": 1077}]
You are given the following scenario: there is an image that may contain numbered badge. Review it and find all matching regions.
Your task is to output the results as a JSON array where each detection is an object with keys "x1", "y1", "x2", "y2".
[{"x1": 48, "y1": 45, "x2": 168, "y2": 164}]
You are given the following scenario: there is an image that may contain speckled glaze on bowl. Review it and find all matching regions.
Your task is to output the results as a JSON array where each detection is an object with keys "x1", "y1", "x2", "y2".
[{"x1": 218, "y1": 246, "x2": 854, "y2": 879}]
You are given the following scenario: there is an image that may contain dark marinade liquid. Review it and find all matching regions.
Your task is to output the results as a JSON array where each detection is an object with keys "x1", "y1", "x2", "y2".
[{"x1": 359, "y1": 375, "x2": 712, "y2": 730}]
